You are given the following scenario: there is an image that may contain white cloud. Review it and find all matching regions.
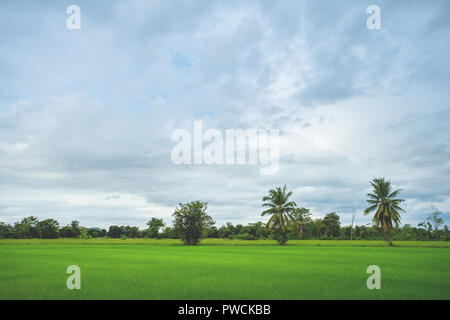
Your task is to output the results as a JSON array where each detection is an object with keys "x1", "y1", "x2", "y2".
[{"x1": 0, "y1": 0, "x2": 449, "y2": 228}]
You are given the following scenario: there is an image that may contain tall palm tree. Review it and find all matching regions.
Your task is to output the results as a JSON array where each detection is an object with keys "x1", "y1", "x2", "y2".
[
  {"x1": 363, "y1": 177, "x2": 405, "y2": 246},
  {"x1": 261, "y1": 185, "x2": 297, "y2": 245}
]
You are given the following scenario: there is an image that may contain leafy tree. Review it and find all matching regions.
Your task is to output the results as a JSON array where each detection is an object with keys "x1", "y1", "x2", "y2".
[
  {"x1": 172, "y1": 201, "x2": 214, "y2": 245},
  {"x1": 146, "y1": 218, "x2": 165, "y2": 238},
  {"x1": 14, "y1": 216, "x2": 40, "y2": 238},
  {"x1": 206, "y1": 226, "x2": 219, "y2": 238},
  {"x1": 160, "y1": 226, "x2": 176, "y2": 238},
  {"x1": 37, "y1": 219, "x2": 59, "y2": 239},
  {"x1": 427, "y1": 205, "x2": 444, "y2": 240},
  {"x1": 0, "y1": 222, "x2": 13, "y2": 238},
  {"x1": 418, "y1": 221, "x2": 433, "y2": 239},
  {"x1": 80, "y1": 227, "x2": 89, "y2": 239},
  {"x1": 116, "y1": 225, "x2": 139, "y2": 238},
  {"x1": 71, "y1": 220, "x2": 81, "y2": 238},
  {"x1": 218, "y1": 222, "x2": 235, "y2": 238},
  {"x1": 250, "y1": 222, "x2": 269, "y2": 239},
  {"x1": 87, "y1": 228, "x2": 101, "y2": 238},
  {"x1": 261, "y1": 185, "x2": 297, "y2": 245},
  {"x1": 0, "y1": 222, "x2": 8, "y2": 231},
  {"x1": 59, "y1": 225, "x2": 74, "y2": 238},
  {"x1": 350, "y1": 224, "x2": 370, "y2": 240},
  {"x1": 234, "y1": 224, "x2": 243, "y2": 235},
  {"x1": 108, "y1": 225, "x2": 122, "y2": 238},
  {"x1": 311, "y1": 218, "x2": 327, "y2": 238},
  {"x1": 128, "y1": 226, "x2": 139, "y2": 239},
  {"x1": 323, "y1": 212, "x2": 341, "y2": 238},
  {"x1": 235, "y1": 232, "x2": 257, "y2": 240},
  {"x1": 290, "y1": 207, "x2": 311, "y2": 239},
  {"x1": 364, "y1": 177, "x2": 405, "y2": 246}
]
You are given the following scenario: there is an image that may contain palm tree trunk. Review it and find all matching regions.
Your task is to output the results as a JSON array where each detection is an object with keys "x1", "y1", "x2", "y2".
[
  {"x1": 280, "y1": 231, "x2": 287, "y2": 245},
  {"x1": 387, "y1": 229, "x2": 393, "y2": 246}
]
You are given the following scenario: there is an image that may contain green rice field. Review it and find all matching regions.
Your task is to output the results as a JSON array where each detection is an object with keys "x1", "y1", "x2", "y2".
[{"x1": 0, "y1": 239, "x2": 449, "y2": 299}]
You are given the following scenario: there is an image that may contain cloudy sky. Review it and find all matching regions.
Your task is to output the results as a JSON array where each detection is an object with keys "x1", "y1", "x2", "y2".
[{"x1": 0, "y1": 0, "x2": 449, "y2": 229}]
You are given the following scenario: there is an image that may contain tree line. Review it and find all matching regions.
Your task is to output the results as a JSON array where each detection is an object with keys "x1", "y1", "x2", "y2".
[
  {"x1": 0, "y1": 209, "x2": 447, "y2": 242},
  {"x1": 0, "y1": 178, "x2": 447, "y2": 245}
]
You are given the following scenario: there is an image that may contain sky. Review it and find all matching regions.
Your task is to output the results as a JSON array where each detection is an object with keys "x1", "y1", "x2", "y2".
[{"x1": 0, "y1": 0, "x2": 449, "y2": 229}]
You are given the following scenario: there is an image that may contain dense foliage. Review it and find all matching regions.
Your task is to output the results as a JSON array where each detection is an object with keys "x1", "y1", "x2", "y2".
[
  {"x1": 172, "y1": 201, "x2": 214, "y2": 245},
  {"x1": 1, "y1": 214, "x2": 448, "y2": 241},
  {"x1": 0, "y1": 178, "x2": 447, "y2": 242}
]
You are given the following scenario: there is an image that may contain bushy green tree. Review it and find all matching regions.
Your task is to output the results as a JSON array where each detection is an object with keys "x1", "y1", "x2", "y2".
[
  {"x1": 172, "y1": 201, "x2": 214, "y2": 245},
  {"x1": 71, "y1": 220, "x2": 81, "y2": 238},
  {"x1": 87, "y1": 228, "x2": 102, "y2": 238},
  {"x1": 418, "y1": 221, "x2": 433, "y2": 239},
  {"x1": 108, "y1": 225, "x2": 122, "y2": 238},
  {"x1": 146, "y1": 218, "x2": 165, "y2": 238},
  {"x1": 127, "y1": 226, "x2": 139, "y2": 239},
  {"x1": 59, "y1": 225, "x2": 74, "y2": 238},
  {"x1": 310, "y1": 218, "x2": 327, "y2": 239},
  {"x1": 323, "y1": 212, "x2": 341, "y2": 238},
  {"x1": 14, "y1": 216, "x2": 40, "y2": 238},
  {"x1": 0, "y1": 222, "x2": 13, "y2": 238},
  {"x1": 160, "y1": 226, "x2": 176, "y2": 238},
  {"x1": 206, "y1": 226, "x2": 219, "y2": 238},
  {"x1": 290, "y1": 207, "x2": 311, "y2": 239},
  {"x1": 37, "y1": 219, "x2": 59, "y2": 239},
  {"x1": 218, "y1": 222, "x2": 235, "y2": 238}
]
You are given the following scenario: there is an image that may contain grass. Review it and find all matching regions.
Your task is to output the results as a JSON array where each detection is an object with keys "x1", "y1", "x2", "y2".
[
  {"x1": 0, "y1": 239, "x2": 449, "y2": 300},
  {"x1": 1, "y1": 238, "x2": 449, "y2": 247}
]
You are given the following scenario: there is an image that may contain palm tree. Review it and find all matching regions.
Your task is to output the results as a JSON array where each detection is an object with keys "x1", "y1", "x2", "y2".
[
  {"x1": 261, "y1": 185, "x2": 297, "y2": 245},
  {"x1": 363, "y1": 177, "x2": 405, "y2": 246}
]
